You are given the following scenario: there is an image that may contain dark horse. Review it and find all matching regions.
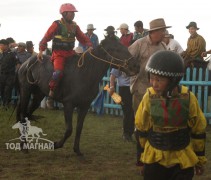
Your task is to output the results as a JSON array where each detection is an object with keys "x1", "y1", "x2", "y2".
[{"x1": 16, "y1": 36, "x2": 139, "y2": 155}]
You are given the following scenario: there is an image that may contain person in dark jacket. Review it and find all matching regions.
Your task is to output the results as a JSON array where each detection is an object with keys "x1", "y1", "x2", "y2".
[{"x1": 0, "y1": 39, "x2": 20, "y2": 109}]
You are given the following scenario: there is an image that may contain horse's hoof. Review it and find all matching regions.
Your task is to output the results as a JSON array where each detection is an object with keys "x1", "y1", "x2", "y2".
[
  {"x1": 20, "y1": 142, "x2": 29, "y2": 153},
  {"x1": 21, "y1": 148, "x2": 29, "y2": 154},
  {"x1": 74, "y1": 148, "x2": 83, "y2": 156},
  {"x1": 54, "y1": 141, "x2": 63, "y2": 149},
  {"x1": 77, "y1": 152, "x2": 83, "y2": 156}
]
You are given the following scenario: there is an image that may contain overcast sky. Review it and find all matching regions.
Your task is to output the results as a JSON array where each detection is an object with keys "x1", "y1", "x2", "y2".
[{"x1": 0, "y1": 0, "x2": 210, "y2": 52}]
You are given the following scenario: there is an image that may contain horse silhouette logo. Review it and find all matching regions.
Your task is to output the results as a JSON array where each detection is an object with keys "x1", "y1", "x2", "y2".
[{"x1": 12, "y1": 118, "x2": 47, "y2": 143}]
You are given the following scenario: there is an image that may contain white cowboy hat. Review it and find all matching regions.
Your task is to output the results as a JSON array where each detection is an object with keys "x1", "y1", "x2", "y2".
[{"x1": 87, "y1": 24, "x2": 96, "y2": 30}]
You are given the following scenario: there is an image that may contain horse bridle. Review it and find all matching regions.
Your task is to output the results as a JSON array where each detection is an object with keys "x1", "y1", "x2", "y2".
[
  {"x1": 27, "y1": 45, "x2": 133, "y2": 84},
  {"x1": 77, "y1": 45, "x2": 133, "y2": 69}
]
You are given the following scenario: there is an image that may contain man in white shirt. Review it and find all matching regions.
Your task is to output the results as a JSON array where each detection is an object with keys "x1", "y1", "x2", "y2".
[{"x1": 162, "y1": 30, "x2": 184, "y2": 55}]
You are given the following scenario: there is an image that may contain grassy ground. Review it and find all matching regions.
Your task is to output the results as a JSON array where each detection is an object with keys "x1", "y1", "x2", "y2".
[{"x1": 0, "y1": 107, "x2": 210, "y2": 180}]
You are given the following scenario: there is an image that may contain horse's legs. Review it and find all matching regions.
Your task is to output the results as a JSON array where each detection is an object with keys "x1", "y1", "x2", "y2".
[
  {"x1": 17, "y1": 91, "x2": 31, "y2": 153},
  {"x1": 54, "y1": 102, "x2": 74, "y2": 149},
  {"x1": 73, "y1": 106, "x2": 89, "y2": 156},
  {"x1": 27, "y1": 90, "x2": 45, "y2": 119},
  {"x1": 16, "y1": 88, "x2": 31, "y2": 123}
]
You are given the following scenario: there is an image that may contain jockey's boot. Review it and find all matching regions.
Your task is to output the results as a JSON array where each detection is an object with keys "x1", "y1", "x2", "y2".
[{"x1": 48, "y1": 70, "x2": 63, "y2": 98}]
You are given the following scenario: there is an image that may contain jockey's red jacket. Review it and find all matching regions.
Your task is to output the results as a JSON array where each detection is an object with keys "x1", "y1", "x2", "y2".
[{"x1": 39, "y1": 19, "x2": 92, "y2": 71}]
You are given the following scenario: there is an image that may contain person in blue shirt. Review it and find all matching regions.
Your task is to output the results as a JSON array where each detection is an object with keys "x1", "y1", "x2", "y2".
[
  {"x1": 79, "y1": 24, "x2": 99, "y2": 52},
  {"x1": 109, "y1": 68, "x2": 134, "y2": 141}
]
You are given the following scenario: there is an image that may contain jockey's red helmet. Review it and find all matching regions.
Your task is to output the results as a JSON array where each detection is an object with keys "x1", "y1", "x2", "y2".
[{"x1": 59, "y1": 3, "x2": 78, "y2": 14}]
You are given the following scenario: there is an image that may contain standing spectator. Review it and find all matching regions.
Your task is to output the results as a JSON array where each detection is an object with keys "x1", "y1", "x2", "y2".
[
  {"x1": 129, "y1": 18, "x2": 170, "y2": 112},
  {"x1": 6, "y1": 37, "x2": 17, "y2": 51},
  {"x1": 181, "y1": 22, "x2": 207, "y2": 104},
  {"x1": 0, "y1": 39, "x2": 20, "y2": 109},
  {"x1": 37, "y1": 3, "x2": 92, "y2": 98},
  {"x1": 162, "y1": 30, "x2": 184, "y2": 54},
  {"x1": 104, "y1": 26, "x2": 119, "y2": 40},
  {"x1": 117, "y1": 23, "x2": 133, "y2": 47},
  {"x1": 26, "y1": 41, "x2": 37, "y2": 56},
  {"x1": 128, "y1": 18, "x2": 170, "y2": 168},
  {"x1": 78, "y1": 24, "x2": 99, "y2": 52},
  {"x1": 109, "y1": 70, "x2": 134, "y2": 141},
  {"x1": 16, "y1": 42, "x2": 31, "y2": 64},
  {"x1": 135, "y1": 50, "x2": 207, "y2": 179},
  {"x1": 181, "y1": 21, "x2": 206, "y2": 68},
  {"x1": 109, "y1": 23, "x2": 134, "y2": 141},
  {"x1": 132, "y1": 20, "x2": 148, "y2": 43}
]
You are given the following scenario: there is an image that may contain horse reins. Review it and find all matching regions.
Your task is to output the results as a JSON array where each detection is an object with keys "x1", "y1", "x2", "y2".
[
  {"x1": 26, "y1": 45, "x2": 133, "y2": 84},
  {"x1": 77, "y1": 45, "x2": 133, "y2": 69},
  {"x1": 26, "y1": 60, "x2": 39, "y2": 84}
]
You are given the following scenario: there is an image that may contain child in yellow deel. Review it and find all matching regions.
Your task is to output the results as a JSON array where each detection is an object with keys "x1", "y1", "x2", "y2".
[{"x1": 135, "y1": 50, "x2": 207, "y2": 180}]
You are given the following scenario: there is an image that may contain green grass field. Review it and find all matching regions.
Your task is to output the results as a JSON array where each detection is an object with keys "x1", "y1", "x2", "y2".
[{"x1": 0, "y1": 107, "x2": 210, "y2": 180}]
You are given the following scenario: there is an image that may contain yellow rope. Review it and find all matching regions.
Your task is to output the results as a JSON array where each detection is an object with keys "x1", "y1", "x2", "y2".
[
  {"x1": 77, "y1": 49, "x2": 90, "y2": 67},
  {"x1": 26, "y1": 60, "x2": 39, "y2": 84},
  {"x1": 77, "y1": 47, "x2": 131, "y2": 69}
]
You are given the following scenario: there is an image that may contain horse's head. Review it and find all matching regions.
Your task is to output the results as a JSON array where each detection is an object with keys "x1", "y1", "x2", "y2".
[
  {"x1": 12, "y1": 122, "x2": 21, "y2": 129},
  {"x1": 99, "y1": 36, "x2": 139, "y2": 76}
]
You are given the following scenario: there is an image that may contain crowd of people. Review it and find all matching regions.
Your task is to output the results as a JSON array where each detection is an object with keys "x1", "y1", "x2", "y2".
[
  {"x1": 0, "y1": 2, "x2": 210, "y2": 180},
  {"x1": 0, "y1": 38, "x2": 38, "y2": 109}
]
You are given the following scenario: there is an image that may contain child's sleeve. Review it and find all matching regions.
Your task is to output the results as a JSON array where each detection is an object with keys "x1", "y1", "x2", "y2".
[
  {"x1": 135, "y1": 91, "x2": 151, "y2": 152},
  {"x1": 188, "y1": 92, "x2": 207, "y2": 167}
]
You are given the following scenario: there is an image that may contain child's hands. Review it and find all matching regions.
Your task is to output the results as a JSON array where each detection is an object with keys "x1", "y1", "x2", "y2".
[
  {"x1": 37, "y1": 51, "x2": 43, "y2": 62},
  {"x1": 195, "y1": 165, "x2": 204, "y2": 175},
  {"x1": 109, "y1": 87, "x2": 115, "y2": 96}
]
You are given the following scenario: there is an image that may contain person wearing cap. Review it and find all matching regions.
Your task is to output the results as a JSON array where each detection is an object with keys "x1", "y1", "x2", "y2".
[
  {"x1": 181, "y1": 21, "x2": 206, "y2": 67},
  {"x1": 117, "y1": 23, "x2": 133, "y2": 47},
  {"x1": 132, "y1": 20, "x2": 148, "y2": 43},
  {"x1": 162, "y1": 30, "x2": 184, "y2": 54},
  {"x1": 104, "y1": 26, "x2": 119, "y2": 40},
  {"x1": 37, "y1": 3, "x2": 92, "y2": 98},
  {"x1": 26, "y1": 41, "x2": 37, "y2": 56},
  {"x1": 135, "y1": 50, "x2": 207, "y2": 179},
  {"x1": 0, "y1": 39, "x2": 20, "y2": 109},
  {"x1": 182, "y1": 22, "x2": 209, "y2": 109},
  {"x1": 128, "y1": 18, "x2": 170, "y2": 169},
  {"x1": 16, "y1": 42, "x2": 31, "y2": 64},
  {"x1": 78, "y1": 24, "x2": 99, "y2": 52}
]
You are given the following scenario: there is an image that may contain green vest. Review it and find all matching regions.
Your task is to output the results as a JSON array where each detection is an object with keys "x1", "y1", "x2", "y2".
[
  {"x1": 148, "y1": 89, "x2": 190, "y2": 150},
  {"x1": 150, "y1": 93, "x2": 189, "y2": 131},
  {"x1": 52, "y1": 20, "x2": 76, "y2": 51}
]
